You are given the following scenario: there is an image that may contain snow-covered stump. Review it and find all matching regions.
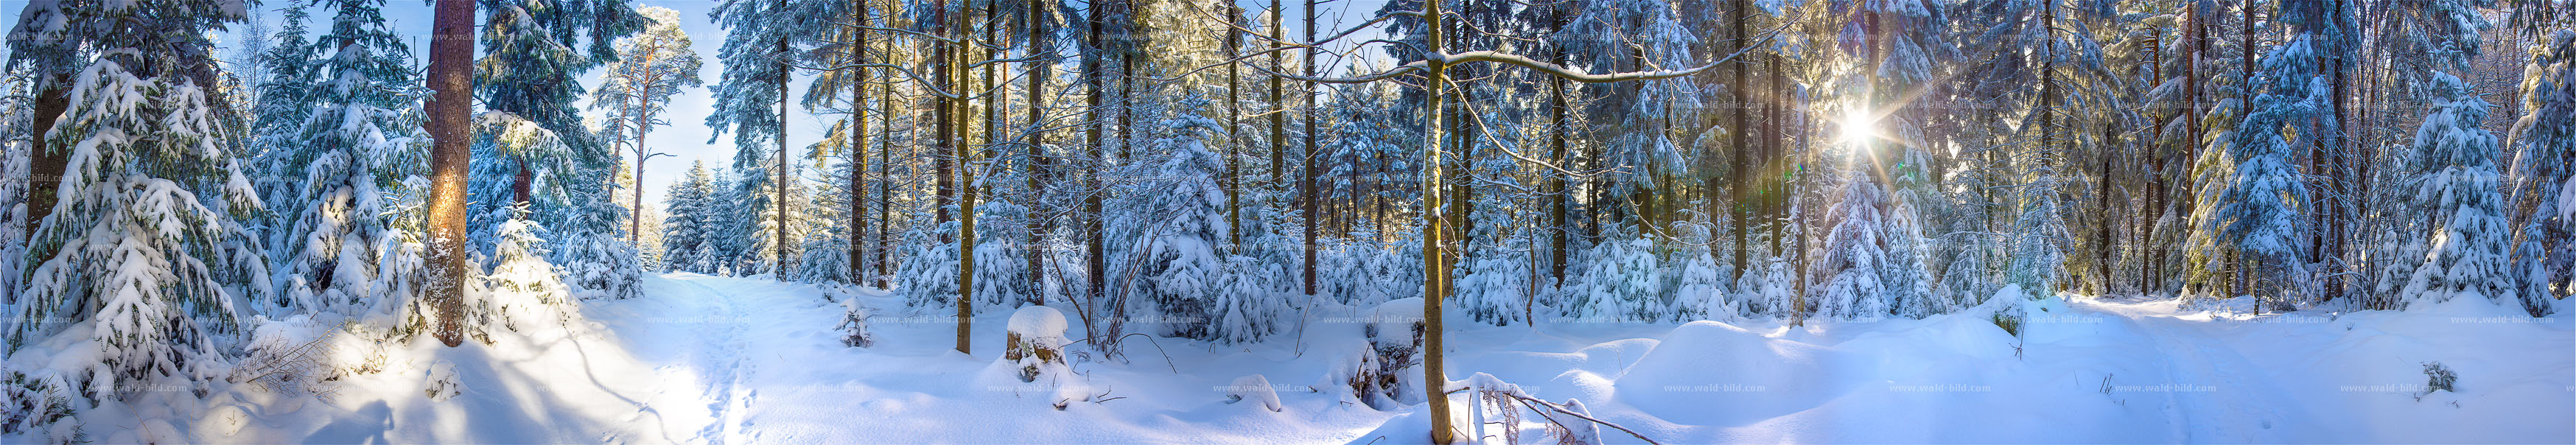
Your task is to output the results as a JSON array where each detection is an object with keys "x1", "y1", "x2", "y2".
[
  {"x1": 981, "y1": 306, "x2": 1092, "y2": 409},
  {"x1": 1005, "y1": 306, "x2": 1071, "y2": 380},
  {"x1": 1335, "y1": 298, "x2": 1425, "y2": 410}
]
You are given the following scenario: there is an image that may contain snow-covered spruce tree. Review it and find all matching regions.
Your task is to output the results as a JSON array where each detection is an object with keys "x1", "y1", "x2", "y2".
[
  {"x1": 1455, "y1": 188, "x2": 1535, "y2": 326},
  {"x1": 1670, "y1": 213, "x2": 1736, "y2": 322},
  {"x1": 1212, "y1": 192, "x2": 1300, "y2": 343},
  {"x1": 2213, "y1": 0, "x2": 2347, "y2": 309},
  {"x1": 10, "y1": 0, "x2": 272, "y2": 401},
  {"x1": 1126, "y1": 100, "x2": 1229, "y2": 340},
  {"x1": 2384, "y1": 72, "x2": 2510, "y2": 309},
  {"x1": 475, "y1": 214, "x2": 574, "y2": 340},
  {"x1": 1813, "y1": 169, "x2": 1905, "y2": 321},
  {"x1": 477, "y1": 0, "x2": 647, "y2": 300},
  {"x1": 895, "y1": 220, "x2": 962, "y2": 311},
  {"x1": 1556, "y1": 0, "x2": 1696, "y2": 225},
  {"x1": 708, "y1": 0, "x2": 831, "y2": 276},
  {"x1": 245, "y1": 5, "x2": 319, "y2": 270},
  {"x1": 973, "y1": 194, "x2": 1034, "y2": 309},
  {"x1": 1561, "y1": 227, "x2": 1662, "y2": 323},
  {"x1": 2507, "y1": 30, "x2": 2576, "y2": 316},
  {"x1": 278, "y1": 0, "x2": 424, "y2": 316},
  {"x1": 660, "y1": 161, "x2": 721, "y2": 273}
]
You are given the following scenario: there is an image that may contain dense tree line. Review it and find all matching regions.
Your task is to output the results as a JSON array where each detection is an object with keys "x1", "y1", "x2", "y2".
[{"x1": 0, "y1": 0, "x2": 2567, "y2": 442}]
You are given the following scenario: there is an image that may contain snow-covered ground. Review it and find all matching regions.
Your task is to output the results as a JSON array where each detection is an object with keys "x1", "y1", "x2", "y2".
[{"x1": 35, "y1": 273, "x2": 2572, "y2": 444}]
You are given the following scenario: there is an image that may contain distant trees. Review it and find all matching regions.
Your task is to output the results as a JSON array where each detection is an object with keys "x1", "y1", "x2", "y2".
[{"x1": 592, "y1": 6, "x2": 704, "y2": 248}]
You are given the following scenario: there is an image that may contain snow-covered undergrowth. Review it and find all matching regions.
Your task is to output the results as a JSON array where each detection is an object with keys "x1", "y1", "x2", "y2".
[{"x1": 7, "y1": 274, "x2": 2566, "y2": 444}]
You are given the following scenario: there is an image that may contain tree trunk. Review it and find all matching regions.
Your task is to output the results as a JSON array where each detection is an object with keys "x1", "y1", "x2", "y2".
[
  {"x1": 1301, "y1": 0, "x2": 1320, "y2": 298},
  {"x1": 850, "y1": 0, "x2": 872, "y2": 283},
  {"x1": 777, "y1": 31, "x2": 794, "y2": 274},
  {"x1": 1226, "y1": 5, "x2": 1242, "y2": 250},
  {"x1": 1026, "y1": 0, "x2": 1051, "y2": 294},
  {"x1": 424, "y1": 0, "x2": 477, "y2": 347},
  {"x1": 1421, "y1": 4, "x2": 1455, "y2": 443},
  {"x1": 951, "y1": 0, "x2": 979, "y2": 354},
  {"x1": 24, "y1": 80, "x2": 66, "y2": 241}
]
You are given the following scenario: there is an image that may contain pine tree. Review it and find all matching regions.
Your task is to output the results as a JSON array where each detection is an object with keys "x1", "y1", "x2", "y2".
[
  {"x1": 2505, "y1": 30, "x2": 2575, "y2": 316},
  {"x1": 2385, "y1": 72, "x2": 2510, "y2": 309},
  {"x1": 592, "y1": 6, "x2": 704, "y2": 249},
  {"x1": 279, "y1": 0, "x2": 427, "y2": 315},
  {"x1": 7, "y1": 0, "x2": 271, "y2": 402},
  {"x1": 475, "y1": 0, "x2": 648, "y2": 299},
  {"x1": 1124, "y1": 100, "x2": 1229, "y2": 340},
  {"x1": 660, "y1": 161, "x2": 717, "y2": 273}
]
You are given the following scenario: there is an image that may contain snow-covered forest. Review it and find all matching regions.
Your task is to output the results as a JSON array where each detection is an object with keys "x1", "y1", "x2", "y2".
[{"x1": 1, "y1": 0, "x2": 2572, "y2": 443}]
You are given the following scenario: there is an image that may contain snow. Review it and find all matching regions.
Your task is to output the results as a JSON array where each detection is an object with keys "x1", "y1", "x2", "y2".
[{"x1": 8, "y1": 274, "x2": 2567, "y2": 444}]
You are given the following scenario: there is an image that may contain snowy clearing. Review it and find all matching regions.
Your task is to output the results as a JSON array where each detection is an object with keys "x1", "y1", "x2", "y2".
[{"x1": 27, "y1": 273, "x2": 2565, "y2": 444}]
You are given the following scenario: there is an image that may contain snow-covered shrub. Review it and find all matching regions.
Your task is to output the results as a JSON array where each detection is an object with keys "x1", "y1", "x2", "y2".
[
  {"x1": 972, "y1": 206, "x2": 1034, "y2": 309},
  {"x1": 556, "y1": 234, "x2": 643, "y2": 300},
  {"x1": 1456, "y1": 234, "x2": 1534, "y2": 327},
  {"x1": 1668, "y1": 219, "x2": 1735, "y2": 322},
  {"x1": 1561, "y1": 233, "x2": 1662, "y2": 323},
  {"x1": 424, "y1": 360, "x2": 460, "y2": 402},
  {"x1": 0, "y1": 366, "x2": 77, "y2": 441},
  {"x1": 1211, "y1": 255, "x2": 1287, "y2": 343},
  {"x1": 837, "y1": 298, "x2": 875, "y2": 348},
  {"x1": 895, "y1": 221, "x2": 960, "y2": 311},
  {"x1": 228, "y1": 316, "x2": 346, "y2": 401},
  {"x1": 1552, "y1": 398, "x2": 1603, "y2": 445},
  {"x1": 2421, "y1": 362, "x2": 2457, "y2": 395},
  {"x1": 476, "y1": 217, "x2": 573, "y2": 340}
]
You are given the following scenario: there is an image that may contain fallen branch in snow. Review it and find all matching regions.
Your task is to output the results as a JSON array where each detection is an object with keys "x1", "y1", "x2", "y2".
[{"x1": 1462, "y1": 373, "x2": 1666, "y2": 445}]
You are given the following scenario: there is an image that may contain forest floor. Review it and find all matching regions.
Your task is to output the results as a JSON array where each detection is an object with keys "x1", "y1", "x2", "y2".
[{"x1": 63, "y1": 273, "x2": 2575, "y2": 444}]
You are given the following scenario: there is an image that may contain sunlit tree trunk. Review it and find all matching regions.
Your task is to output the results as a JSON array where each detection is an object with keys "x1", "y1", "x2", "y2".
[{"x1": 424, "y1": 0, "x2": 477, "y2": 347}]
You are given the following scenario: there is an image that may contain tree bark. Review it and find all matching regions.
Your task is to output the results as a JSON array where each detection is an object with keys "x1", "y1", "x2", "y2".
[
  {"x1": 1421, "y1": 4, "x2": 1455, "y2": 443},
  {"x1": 424, "y1": 0, "x2": 477, "y2": 347}
]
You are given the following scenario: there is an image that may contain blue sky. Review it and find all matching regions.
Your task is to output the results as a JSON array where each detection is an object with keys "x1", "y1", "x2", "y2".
[{"x1": 9, "y1": 0, "x2": 1392, "y2": 205}]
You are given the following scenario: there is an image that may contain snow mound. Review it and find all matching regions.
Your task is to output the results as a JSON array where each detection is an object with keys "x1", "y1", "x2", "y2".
[{"x1": 1225, "y1": 374, "x2": 1284, "y2": 412}]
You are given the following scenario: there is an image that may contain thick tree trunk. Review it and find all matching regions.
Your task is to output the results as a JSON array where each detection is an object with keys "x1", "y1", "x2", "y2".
[
  {"x1": 22, "y1": 81, "x2": 67, "y2": 240},
  {"x1": 424, "y1": 0, "x2": 477, "y2": 347}
]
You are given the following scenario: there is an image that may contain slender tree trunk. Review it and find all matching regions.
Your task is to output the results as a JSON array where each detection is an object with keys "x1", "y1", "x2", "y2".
[
  {"x1": 878, "y1": 31, "x2": 897, "y2": 287},
  {"x1": 1301, "y1": 0, "x2": 1320, "y2": 297},
  {"x1": 850, "y1": 0, "x2": 872, "y2": 282},
  {"x1": 1083, "y1": 3, "x2": 1107, "y2": 337},
  {"x1": 1420, "y1": 4, "x2": 1455, "y2": 442},
  {"x1": 1729, "y1": 3, "x2": 1750, "y2": 277},
  {"x1": 424, "y1": 0, "x2": 477, "y2": 347},
  {"x1": 1226, "y1": 6, "x2": 1242, "y2": 249},
  {"x1": 1026, "y1": 0, "x2": 1050, "y2": 294},
  {"x1": 777, "y1": 31, "x2": 794, "y2": 274},
  {"x1": 1268, "y1": 0, "x2": 1286, "y2": 192},
  {"x1": 951, "y1": 0, "x2": 979, "y2": 354}
]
